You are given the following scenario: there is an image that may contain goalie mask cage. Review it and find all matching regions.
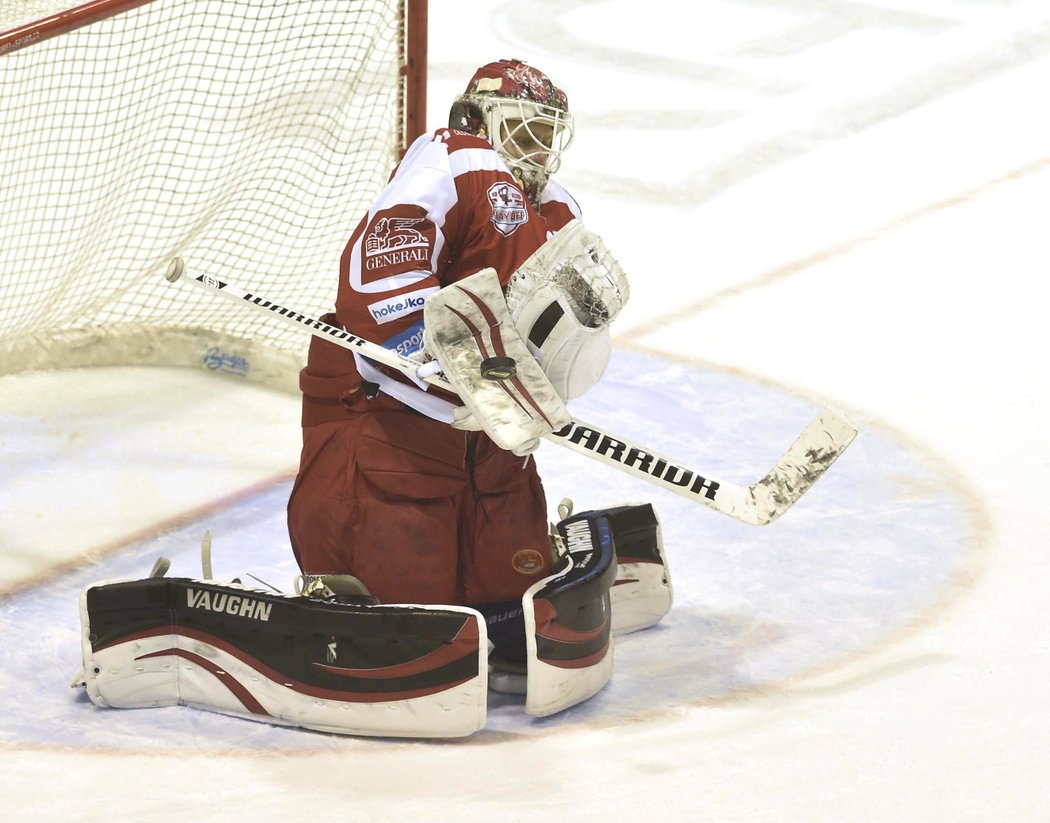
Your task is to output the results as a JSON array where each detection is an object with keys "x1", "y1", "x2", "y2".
[{"x1": 0, "y1": 0, "x2": 428, "y2": 388}]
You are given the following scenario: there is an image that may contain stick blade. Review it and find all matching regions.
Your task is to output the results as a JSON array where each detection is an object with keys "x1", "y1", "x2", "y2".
[{"x1": 745, "y1": 408, "x2": 859, "y2": 525}]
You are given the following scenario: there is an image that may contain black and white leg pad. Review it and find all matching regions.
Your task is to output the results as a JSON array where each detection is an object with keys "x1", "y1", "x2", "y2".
[
  {"x1": 73, "y1": 505, "x2": 669, "y2": 735},
  {"x1": 551, "y1": 501, "x2": 672, "y2": 637},
  {"x1": 74, "y1": 578, "x2": 488, "y2": 738},
  {"x1": 522, "y1": 509, "x2": 618, "y2": 717},
  {"x1": 602, "y1": 503, "x2": 673, "y2": 635}
]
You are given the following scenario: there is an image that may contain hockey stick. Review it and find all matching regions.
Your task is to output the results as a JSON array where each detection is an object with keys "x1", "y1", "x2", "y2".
[{"x1": 165, "y1": 260, "x2": 857, "y2": 525}]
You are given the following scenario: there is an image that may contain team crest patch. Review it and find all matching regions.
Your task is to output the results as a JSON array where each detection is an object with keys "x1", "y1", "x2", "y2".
[{"x1": 487, "y1": 182, "x2": 528, "y2": 237}]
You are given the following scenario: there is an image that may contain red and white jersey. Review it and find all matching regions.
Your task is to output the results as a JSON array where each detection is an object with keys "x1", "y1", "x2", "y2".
[{"x1": 335, "y1": 128, "x2": 581, "y2": 421}]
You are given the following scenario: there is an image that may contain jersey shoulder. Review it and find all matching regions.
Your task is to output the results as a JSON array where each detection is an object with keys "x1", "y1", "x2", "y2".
[
  {"x1": 397, "y1": 129, "x2": 506, "y2": 182},
  {"x1": 539, "y1": 178, "x2": 582, "y2": 230},
  {"x1": 540, "y1": 178, "x2": 581, "y2": 214},
  {"x1": 409, "y1": 128, "x2": 500, "y2": 158},
  {"x1": 440, "y1": 128, "x2": 496, "y2": 153}
]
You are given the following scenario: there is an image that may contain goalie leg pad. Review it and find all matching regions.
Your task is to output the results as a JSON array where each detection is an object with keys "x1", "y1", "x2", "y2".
[
  {"x1": 77, "y1": 578, "x2": 488, "y2": 738},
  {"x1": 554, "y1": 502, "x2": 671, "y2": 635},
  {"x1": 523, "y1": 510, "x2": 618, "y2": 717},
  {"x1": 604, "y1": 503, "x2": 673, "y2": 635}
]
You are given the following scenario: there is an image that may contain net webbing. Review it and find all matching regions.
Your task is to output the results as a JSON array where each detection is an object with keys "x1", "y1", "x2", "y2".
[{"x1": 0, "y1": 0, "x2": 409, "y2": 382}]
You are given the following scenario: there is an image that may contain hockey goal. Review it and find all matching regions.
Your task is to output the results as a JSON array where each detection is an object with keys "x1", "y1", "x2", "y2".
[{"x1": 0, "y1": 0, "x2": 427, "y2": 388}]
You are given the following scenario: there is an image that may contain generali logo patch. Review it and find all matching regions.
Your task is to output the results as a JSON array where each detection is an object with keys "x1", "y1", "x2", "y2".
[
  {"x1": 487, "y1": 182, "x2": 528, "y2": 237},
  {"x1": 361, "y1": 208, "x2": 434, "y2": 285}
]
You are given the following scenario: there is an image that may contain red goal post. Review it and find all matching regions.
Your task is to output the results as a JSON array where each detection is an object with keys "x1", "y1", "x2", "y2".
[{"x1": 0, "y1": 0, "x2": 428, "y2": 387}]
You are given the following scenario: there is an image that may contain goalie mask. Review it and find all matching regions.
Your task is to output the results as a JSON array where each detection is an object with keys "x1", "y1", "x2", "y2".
[{"x1": 449, "y1": 58, "x2": 574, "y2": 205}]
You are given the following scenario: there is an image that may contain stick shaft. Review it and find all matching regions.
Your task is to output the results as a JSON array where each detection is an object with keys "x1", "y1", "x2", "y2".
[{"x1": 177, "y1": 270, "x2": 856, "y2": 524}]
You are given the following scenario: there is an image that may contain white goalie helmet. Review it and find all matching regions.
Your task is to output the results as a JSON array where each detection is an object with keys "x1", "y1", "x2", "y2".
[{"x1": 449, "y1": 58, "x2": 574, "y2": 204}]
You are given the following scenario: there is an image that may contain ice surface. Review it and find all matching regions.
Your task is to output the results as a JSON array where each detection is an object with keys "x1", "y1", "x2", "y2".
[{"x1": 3, "y1": 0, "x2": 1050, "y2": 820}]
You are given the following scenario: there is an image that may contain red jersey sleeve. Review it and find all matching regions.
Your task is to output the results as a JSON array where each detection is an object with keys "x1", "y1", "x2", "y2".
[{"x1": 539, "y1": 178, "x2": 582, "y2": 232}]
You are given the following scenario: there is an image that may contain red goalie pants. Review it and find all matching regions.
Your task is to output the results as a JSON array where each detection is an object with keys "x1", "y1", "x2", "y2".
[{"x1": 287, "y1": 332, "x2": 553, "y2": 606}]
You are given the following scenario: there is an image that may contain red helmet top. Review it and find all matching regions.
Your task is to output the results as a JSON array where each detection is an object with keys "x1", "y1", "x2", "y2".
[
  {"x1": 451, "y1": 59, "x2": 574, "y2": 206},
  {"x1": 463, "y1": 59, "x2": 569, "y2": 113}
]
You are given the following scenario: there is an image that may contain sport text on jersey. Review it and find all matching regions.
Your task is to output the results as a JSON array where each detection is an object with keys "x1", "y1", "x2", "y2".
[
  {"x1": 383, "y1": 320, "x2": 426, "y2": 357},
  {"x1": 367, "y1": 286, "x2": 437, "y2": 325},
  {"x1": 186, "y1": 587, "x2": 272, "y2": 621},
  {"x1": 551, "y1": 423, "x2": 721, "y2": 500}
]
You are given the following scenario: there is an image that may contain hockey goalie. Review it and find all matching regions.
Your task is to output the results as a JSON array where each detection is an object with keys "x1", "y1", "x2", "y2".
[{"x1": 74, "y1": 59, "x2": 674, "y2": 737}]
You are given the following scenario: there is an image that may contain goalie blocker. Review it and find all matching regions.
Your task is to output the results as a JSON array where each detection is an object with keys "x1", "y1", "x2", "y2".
[{"x1": 73, "y1": 505, "x2": 671, "y2": 737}]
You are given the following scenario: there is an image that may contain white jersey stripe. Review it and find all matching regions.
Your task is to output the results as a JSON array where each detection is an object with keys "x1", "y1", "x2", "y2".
[{"x1": 447, "y1": 146, "x2": 509, "y2": 178}]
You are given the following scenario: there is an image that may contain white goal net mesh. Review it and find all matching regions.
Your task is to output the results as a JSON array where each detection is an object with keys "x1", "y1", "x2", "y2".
[{"x1": 0, "y1": 0, "x2": 418, "y2": 385}]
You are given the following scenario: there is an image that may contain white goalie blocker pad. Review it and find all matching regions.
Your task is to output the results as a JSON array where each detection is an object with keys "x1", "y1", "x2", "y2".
[
  {"x1": 505, "y1": 220, "x2": 629, "y2": 401},
  {"x1": 424, "y1": 267, "x2": 571, "y2": 455},
  {"x1": 73, "y1": 577, "x2": 489, "y2": 738}
]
